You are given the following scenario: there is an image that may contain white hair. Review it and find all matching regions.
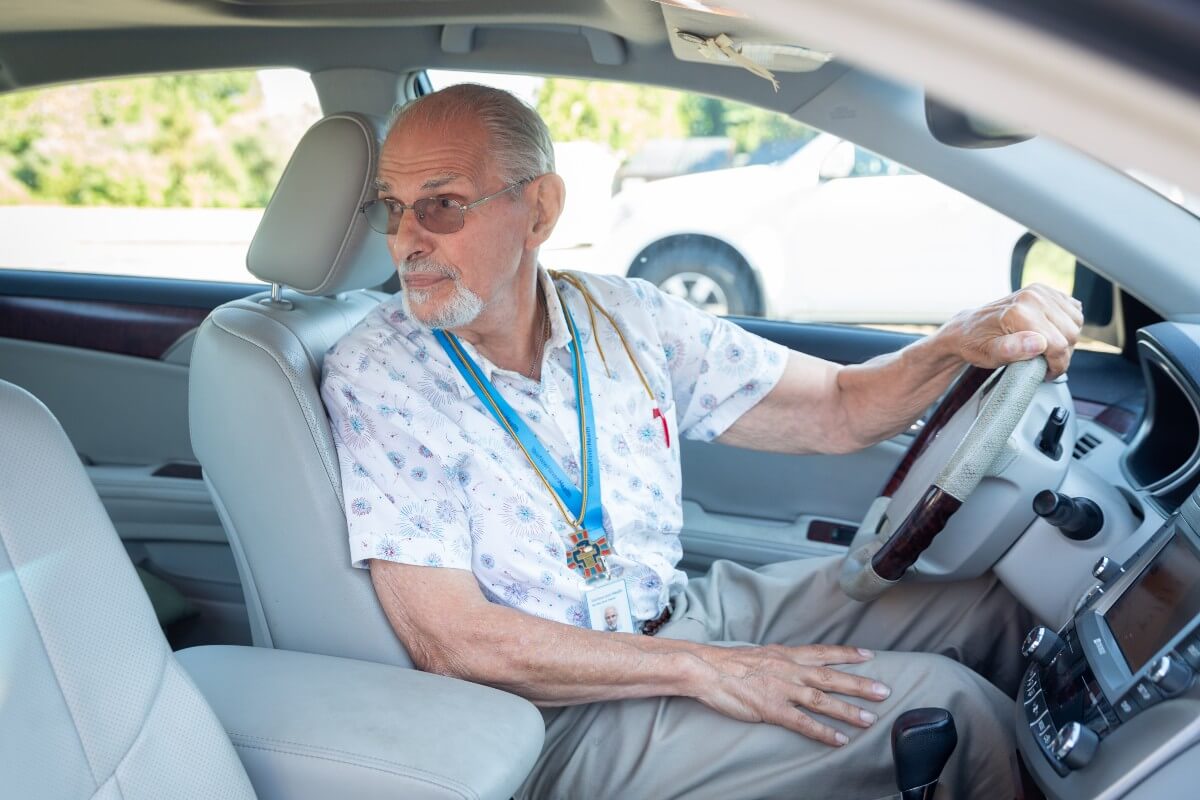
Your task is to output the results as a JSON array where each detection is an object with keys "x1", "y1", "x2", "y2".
[{"x1": 387, "y1": 83, "x2": 555, "y2": 183}]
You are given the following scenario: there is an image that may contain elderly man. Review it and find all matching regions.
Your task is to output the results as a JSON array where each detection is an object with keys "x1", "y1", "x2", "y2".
[{"x1": 321, "y1": 84, "x2": 1081, "y2": 799}]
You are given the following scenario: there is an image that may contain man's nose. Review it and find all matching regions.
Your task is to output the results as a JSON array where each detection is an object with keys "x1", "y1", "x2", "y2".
[{"x1": 387, "y1": 207, "x2": 433, "y2": 264}]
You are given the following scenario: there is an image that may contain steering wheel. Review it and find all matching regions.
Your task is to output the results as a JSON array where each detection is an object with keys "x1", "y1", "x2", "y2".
[{"x1": 839, "y1": 356, "x2": 1048, "y2": 601}]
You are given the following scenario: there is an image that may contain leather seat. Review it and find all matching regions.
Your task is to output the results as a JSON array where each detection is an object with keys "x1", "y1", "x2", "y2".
[
  {"x1": 189, "y1": 113, "x2": 412, "y2": 666},
  {"x1": 0, "y1": 378, "x2": 257, "y2": 798}
]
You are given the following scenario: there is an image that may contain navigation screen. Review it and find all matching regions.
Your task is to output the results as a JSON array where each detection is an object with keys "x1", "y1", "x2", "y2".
[{"x1": 1104, "y1": 532, "x2": 1200, "y2": 672}]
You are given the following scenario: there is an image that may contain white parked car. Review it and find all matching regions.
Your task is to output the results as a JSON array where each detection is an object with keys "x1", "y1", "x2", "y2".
[{"x1": 596, "y1": 133, "x2": 1024, "y2": 321}]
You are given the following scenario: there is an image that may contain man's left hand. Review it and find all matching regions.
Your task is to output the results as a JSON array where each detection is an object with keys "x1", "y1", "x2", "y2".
[{"x1": 945, "y1": 283, "x2": 1083, "y2": 378}]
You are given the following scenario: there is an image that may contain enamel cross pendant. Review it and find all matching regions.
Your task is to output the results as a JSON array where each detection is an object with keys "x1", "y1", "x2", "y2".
[{"x1": 566, "y1": 530, "x2": 611, "y2": 582}]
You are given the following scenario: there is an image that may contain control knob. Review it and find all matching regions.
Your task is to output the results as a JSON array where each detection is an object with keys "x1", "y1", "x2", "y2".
[
  {"x1": 1092, "y1": 556, "x2": 1124, "y2": 583},
  {"x1": 1033, "y1": 490, "x2": 1104, "y2": 540},
  {"x1": 1148, "y1": 655, "x2": 1194, "y2": 696},
  {"x1": 1021, "y1": 626, "x2": 1064, "y2": 666},
  {"x1": 1053, "y1": 722, "x2": 1100, "y2": 770}
]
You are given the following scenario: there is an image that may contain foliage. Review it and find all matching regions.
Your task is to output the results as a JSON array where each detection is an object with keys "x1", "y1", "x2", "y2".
[
  {"x1": 1, "y1": 71, "x2": 814, "y2": 208},
  {"x1": 0, "y1": 72, "x2": 311, "y2": 208},
  {"x1": 535, "y1": 77, "x2": 814, "y2": 160}
]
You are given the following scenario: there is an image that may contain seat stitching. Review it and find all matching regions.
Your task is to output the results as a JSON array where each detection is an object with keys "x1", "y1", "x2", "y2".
[
  {"x1": 229, "y1": 731, "x2": 479, "y2": 795},
  {"x1": 208, "y1": 312, "x2": 343, "y2": 505},
  {"x1": 230, "y1": 741, "x2": 479, "y2": 800},
  {"x1": 0, "y1": 522, "x2": 102, "y2": 788}
]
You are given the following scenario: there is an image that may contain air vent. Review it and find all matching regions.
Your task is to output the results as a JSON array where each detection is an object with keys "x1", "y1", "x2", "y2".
[{"x1": 1073, "y1": 433, "x2": 1102, "y2": 459}]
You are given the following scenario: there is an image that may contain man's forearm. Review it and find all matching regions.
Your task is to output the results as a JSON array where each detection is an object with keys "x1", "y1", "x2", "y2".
[
  {"x1": 413, "y1": 600, "x2": 714, "y2": 706},
  {"x1": 719, "y1": 330, "x2": 963, "y2": 455},
  {"x1": 833, "y1": 329, "x2": 964, "y2": 451}
]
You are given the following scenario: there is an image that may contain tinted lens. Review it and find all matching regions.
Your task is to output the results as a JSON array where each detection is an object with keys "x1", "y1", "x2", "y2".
[
  {"x1": 414, "y1": 197, "x2": 465, "y2": 234},
  {"x1": 363, "y1": 199, "x2": 397, "y2": 234}
]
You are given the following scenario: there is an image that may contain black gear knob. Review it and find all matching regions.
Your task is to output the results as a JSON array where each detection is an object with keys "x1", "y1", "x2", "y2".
[{"x1": 892, "y1": 708, "x2": 958, "y2": 800}]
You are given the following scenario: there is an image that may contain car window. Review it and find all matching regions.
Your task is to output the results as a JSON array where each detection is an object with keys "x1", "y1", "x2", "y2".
[
  {"x1": 0, "y1": 69, "x2": 321, "y2": 284},
  {"x1": 425, "y1": 70, "x2": 1115, "y2": 351}
]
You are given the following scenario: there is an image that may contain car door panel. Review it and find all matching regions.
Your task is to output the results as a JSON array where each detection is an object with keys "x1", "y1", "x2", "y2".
[
  {"x1": 678, "y1": 438, "x2": 905, "y2": 575},
  {"x1": 0, "y1": 270, "x2": 260, "y2": 647}
]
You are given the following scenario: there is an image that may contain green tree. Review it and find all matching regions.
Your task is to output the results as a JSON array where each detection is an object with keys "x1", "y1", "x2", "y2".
[
  {"x1": 0, "y1": 71, "x2": 311, "y2": 208},
  {"x1": 535, "y1": 77, "x2": 815, "y2": 164}
]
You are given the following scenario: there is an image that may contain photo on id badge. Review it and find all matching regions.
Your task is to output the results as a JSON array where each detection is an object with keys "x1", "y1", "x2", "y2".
[{"x1": 586, "y1": 580, "x2": 635, "y2": 633}]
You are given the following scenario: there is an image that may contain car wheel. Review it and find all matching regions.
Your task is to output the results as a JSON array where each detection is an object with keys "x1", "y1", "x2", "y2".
[{"x1": 636, "y1": 240, "x2": 759, "y2": 316}]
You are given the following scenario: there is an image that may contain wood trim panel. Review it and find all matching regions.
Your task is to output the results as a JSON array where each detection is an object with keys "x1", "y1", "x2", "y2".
[
  {"x1": 871, "y1": 485, "x2": 963, "y2": 580},
  {"x1": 0, "y1": 295, "x2": 208, "y2": 360}
]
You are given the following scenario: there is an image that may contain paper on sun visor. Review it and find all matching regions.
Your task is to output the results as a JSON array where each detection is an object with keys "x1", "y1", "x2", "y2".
[{"x1": 682, "y1": 30, "x2": 780, "y2": 91}]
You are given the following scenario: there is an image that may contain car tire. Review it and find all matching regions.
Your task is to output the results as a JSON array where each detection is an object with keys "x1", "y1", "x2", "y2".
[{"x1": 635, "y1": 239, "x2": 760, "y2": 316}]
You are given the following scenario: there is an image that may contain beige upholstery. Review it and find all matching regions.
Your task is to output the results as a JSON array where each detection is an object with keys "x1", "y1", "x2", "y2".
[
  {"x1": 247, "y1": 113, "x2": 395, "y2": 295},
  {"x1": 190, "y1": 112, "x2": 411, "y2": 666},
  {"x1": 0, "y1": 379, "x2": 257, "y2": 799}
]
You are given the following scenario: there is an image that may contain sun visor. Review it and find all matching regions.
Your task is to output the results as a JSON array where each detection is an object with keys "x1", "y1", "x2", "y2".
[{"x1": 657, "y1": 1, "x2": 834, "y2": 90}]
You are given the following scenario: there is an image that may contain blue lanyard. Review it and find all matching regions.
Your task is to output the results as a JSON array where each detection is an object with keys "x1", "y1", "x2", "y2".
[{"x1": 432, "y1": 299, "x2": 603, "y2": 536}]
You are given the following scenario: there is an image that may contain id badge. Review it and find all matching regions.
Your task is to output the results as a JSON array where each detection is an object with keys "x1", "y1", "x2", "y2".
[{"x1": 584, "y1": 580, "x2": 636, "y2": 633}]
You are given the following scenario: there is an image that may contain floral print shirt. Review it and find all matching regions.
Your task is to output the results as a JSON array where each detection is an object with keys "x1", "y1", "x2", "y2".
[{"x1": 321, "y1": 269, "x2": 788, "y2": 628}]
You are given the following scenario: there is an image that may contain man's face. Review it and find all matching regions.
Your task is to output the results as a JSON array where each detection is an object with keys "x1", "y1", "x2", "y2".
[
  {"x1": 375, "y1": 113, "x2": 532, "y2": 329},
  {"x1": 604, "y1": 606, "x2": 618, "y2": 631}
]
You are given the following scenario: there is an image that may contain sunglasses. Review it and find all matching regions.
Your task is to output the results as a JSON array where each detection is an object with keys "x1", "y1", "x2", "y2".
[{"x1": 360, "y1": 179, "x2": 530, "y2": 236}]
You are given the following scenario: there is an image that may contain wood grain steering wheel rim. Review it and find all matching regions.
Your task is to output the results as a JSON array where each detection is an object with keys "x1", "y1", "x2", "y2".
[{"x1": 872, "y1": 366, "x2": 994, "y2": 580}]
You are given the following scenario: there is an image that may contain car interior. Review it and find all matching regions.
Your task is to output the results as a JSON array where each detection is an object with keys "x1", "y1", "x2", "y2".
[{"x1": 2, "y1": 1, "x2": 1200, "y2": 798}]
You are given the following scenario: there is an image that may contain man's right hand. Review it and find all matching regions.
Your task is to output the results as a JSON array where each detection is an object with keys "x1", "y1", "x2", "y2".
[{"x1": 690, "y1": 644, "x2": 891, "y2": 746}]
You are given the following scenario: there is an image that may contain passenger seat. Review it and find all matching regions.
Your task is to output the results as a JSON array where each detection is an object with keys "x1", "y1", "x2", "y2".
[
  {"x1": 0, "y1": 378, "x2": 257, "y2": 798},
  {"x1": 188, "y1": 112, "x2": 412, "y2": 666}
]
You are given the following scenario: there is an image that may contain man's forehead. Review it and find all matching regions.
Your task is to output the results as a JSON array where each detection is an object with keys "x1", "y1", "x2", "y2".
[{"x1": 376, "y1": 113, "x2": 491, "y2": 194}]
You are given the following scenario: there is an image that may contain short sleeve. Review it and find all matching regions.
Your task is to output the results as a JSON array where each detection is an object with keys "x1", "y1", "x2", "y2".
[
  {"x1": 321, "y1": 368, "x2": 473, "y2": 572},
  {"x1": 639, "y1": 280, "x2": 788, "y2": 442}
]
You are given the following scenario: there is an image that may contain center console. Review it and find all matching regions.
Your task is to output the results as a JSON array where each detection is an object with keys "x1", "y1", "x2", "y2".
[{"x1": 1017, "y1": 493, "x2": 1200, "y2": 798}]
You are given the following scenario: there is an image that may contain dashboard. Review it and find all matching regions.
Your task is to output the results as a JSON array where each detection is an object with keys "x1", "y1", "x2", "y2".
[{"x1": 1012, "y1": 322, "x2": 1200, "y2": 799}]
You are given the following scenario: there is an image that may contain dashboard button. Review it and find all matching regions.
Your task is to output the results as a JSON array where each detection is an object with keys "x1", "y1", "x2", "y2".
[
  {"x1": 1037, "y1": 726, "x2": 1057, "y2": 756},
  {"x1": 1180, "y1": 638, "x2": 1200, "y2": 670},
  {"x1": 1027, "y1": 693, "x2": 1047, "y2": 721},
  {"x1": 1031, "y1": 711, "x2": 1054, "y2": 739},
  {"x1": 1114, "y1": 694, "x2": 1139, "y2": 721},
  {"x1": 1133, "y1": 680, "x2": 1162, "y2": 706},
  {"x1": 1023, "y1": 676, "x2": 1041, "y2": 705}
]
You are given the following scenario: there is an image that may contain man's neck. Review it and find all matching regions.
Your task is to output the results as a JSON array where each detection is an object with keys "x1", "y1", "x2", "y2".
[{"x1": 452, "y1": 262, "x2": 546, "y2": 379}]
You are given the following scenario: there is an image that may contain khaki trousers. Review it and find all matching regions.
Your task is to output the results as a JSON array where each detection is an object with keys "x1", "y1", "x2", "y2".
[{"x1": 517, "y1": 556, "x2": 1032, "y2": 800}]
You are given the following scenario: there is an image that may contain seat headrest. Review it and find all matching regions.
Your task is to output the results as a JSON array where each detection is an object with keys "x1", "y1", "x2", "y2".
[{"x1": 247, "y1": 113, "x2": 396, "y2": 296}]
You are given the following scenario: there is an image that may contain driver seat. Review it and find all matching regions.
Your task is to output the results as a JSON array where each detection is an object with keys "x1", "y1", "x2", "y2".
[{"x1": 189, "y1": 112, "x2": 411, "y2": 666}]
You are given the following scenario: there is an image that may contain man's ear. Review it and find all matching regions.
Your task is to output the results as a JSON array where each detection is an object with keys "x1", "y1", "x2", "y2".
[{"x1": 525, "y1": 173, "x2": 566, "y2": 250}]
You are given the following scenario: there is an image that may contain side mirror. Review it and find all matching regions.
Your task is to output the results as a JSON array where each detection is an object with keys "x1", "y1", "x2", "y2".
[
  {"x1": 926, "y1": 95, "x2": 1034, "y2": 149},
  {"x1": 819, "y1": 141, "x2": 855, "y2": 181}
]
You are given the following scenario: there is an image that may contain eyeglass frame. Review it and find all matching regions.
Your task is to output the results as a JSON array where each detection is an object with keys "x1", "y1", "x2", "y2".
[{"x1": 359, "y1": 177, "x2": 533, "y2": 236}]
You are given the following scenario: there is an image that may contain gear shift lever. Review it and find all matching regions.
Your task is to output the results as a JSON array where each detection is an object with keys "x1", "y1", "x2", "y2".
[{"x1": 891, "y1": 708, "x2": 958, "y2": 800}]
